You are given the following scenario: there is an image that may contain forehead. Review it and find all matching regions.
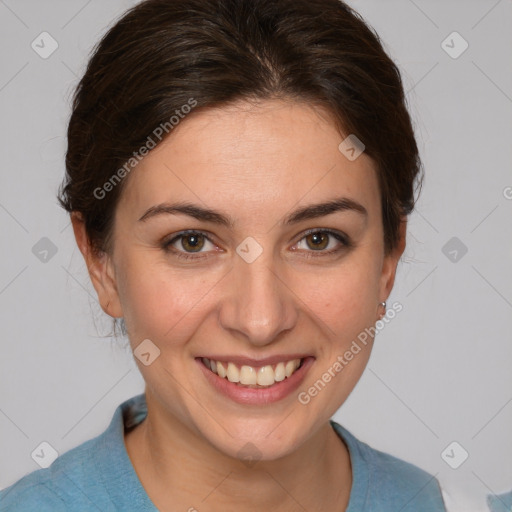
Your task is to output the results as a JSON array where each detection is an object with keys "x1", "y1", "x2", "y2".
[{"x1": 118, "y1": 99, "x2": 380, "y2": 224}]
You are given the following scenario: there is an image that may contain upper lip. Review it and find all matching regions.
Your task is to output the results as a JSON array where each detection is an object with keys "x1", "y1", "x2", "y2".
[{"x1": 197, "y1": 354, "x2": 314, "y2": 367}]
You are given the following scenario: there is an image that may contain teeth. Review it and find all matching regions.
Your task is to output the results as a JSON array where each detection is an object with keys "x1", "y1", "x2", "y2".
[
  {"x1": 257, "y1": 366, "x2": 275, "y2": 386},
  {"x1": 204, "y1": 357, "x2": 303, "y2": 387},
  {"x1": 240, "y1": 365, "x2": 257, "y2": 385},
  {"x1": 274, "y1": 362, "x2": 285, "y2": 382},
  {"x1": 227, "y1": 362, "x2": 240, "y2": 383},
  {"x1": 285, "y1": 360, "x2": 296, "y2": 378},
  {"x1": 217, "y1": 361, "x2": 227, "y2": 378}
]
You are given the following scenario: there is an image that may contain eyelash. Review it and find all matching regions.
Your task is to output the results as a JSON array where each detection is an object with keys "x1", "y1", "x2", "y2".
[{"x1": 162, "y1": 228, "x2": 352, "y2": 261}]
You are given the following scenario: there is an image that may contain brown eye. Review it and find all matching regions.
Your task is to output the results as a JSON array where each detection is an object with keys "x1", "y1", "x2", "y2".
[
  {"x1": 179, "y1": 233, "x2": 206, "y2": 252},
  {"x1": 163, "y1": 230, "x2": 216, "y2": 258},
  {"x1": 294, "y1": 229, "x2": 350, "y2": 257},
  {"x1": 304, "y1": 232, "x2": 329, "y2": 251}
]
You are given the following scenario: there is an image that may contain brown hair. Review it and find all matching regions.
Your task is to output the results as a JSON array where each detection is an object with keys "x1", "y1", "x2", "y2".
[{"x1": 58, "y1": 0, "x2": 422, "y2": 255}]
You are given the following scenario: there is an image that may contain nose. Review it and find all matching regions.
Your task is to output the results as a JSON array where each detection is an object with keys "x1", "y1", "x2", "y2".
[{"x1": 218, "y1": 251, "x2": 299, "y2": 347}]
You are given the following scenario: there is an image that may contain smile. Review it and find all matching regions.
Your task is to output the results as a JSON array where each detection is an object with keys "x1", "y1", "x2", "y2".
[
  {"x1": 196, "y1": 355, "x2": 315, "y2": 405},
  {"x1": 201, "y1": 357, "x2": 303, "y2": 387}
]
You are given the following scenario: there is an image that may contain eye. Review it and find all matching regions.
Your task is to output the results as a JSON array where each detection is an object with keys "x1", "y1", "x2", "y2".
[
  {"x1": 162, "y1": 230, "x2": 218, "y2": 260},
  {"x1": 162, "y1": 228, "x2": 351, "y2": 262},
  {"x1": 293, "y1": 229, "x2": 350, "y2": 257}
]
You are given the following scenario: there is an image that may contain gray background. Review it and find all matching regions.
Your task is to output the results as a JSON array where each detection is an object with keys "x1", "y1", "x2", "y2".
[{"x1": 0, "y1": 1, "x2": 511, "y2": 511}]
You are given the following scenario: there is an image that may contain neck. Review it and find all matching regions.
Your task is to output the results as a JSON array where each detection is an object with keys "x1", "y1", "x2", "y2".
[{"x1": 125, "y1": 392, "x2": 352, "y2": 511}]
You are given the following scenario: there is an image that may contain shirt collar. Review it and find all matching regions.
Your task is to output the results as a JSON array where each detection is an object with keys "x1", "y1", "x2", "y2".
[
  {"x1": 96, "y1": 394, "x2": 363, "y2": 510},
  {"x1": 93, "y1": 393, "x2": 157, "y2": 511}
]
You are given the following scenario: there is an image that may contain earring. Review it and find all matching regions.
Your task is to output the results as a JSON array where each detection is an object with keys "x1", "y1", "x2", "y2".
[{"x1": 378, "y1": 301, "x2": 387, "y2": 320}]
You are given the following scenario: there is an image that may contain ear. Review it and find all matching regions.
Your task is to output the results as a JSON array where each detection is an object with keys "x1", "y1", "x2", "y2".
[
  {"x1": 378, "y1": 217, "x2": 407, "y2": 309},
  {"x1": 70, "y1": 212, "x2": 123, "y2": 318}
]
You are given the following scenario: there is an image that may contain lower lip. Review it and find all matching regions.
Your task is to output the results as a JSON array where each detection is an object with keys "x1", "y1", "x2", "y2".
[{"x1": 196, "y1": 357, "x2": 315, "y2": 405}]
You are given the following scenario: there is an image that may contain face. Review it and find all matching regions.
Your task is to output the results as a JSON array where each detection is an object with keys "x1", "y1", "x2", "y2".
[{"x1": 77, "y1": 99, "x2": 404, "y2": 461}]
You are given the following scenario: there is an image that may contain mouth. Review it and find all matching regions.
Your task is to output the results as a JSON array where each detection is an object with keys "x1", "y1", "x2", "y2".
[
  {"x1": 196, "y1": 355, "x2": 315, "y2": 405},
  {"x1": 201, "y1": 357, "x2": 304, "y2": 387}
]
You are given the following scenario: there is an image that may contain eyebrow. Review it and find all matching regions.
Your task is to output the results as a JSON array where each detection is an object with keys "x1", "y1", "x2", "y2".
[{"x1": 138, "y1": 196, "x2": 368, "y2": 227}]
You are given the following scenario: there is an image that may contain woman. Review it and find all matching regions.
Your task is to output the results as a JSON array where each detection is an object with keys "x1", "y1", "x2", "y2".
[{"x1": 0, "y1": 0, "x2": 447, "y2": 510}]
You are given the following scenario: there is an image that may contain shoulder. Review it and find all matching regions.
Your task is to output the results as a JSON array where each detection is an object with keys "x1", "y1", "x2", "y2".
[
  {"x1": 0, "y1": 476, "x2": 65, "y2": 512},
  {"x1": 0, "y1": 434, "x2": 109, "y2": 512},
  {"x1": 487, "y1": 489, "x2": 512, "y2": 512},
  {"x1": 0, "y1": 394, "x2": 150, "y2": 512},
  {"x1": 331, "y1": 421, "x2": 447, "y2": 512}
]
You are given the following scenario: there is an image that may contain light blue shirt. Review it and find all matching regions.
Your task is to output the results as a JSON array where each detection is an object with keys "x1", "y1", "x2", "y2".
[
  {"x1": 487, "y1": 490, "x2": 512, "y2": 512},
  {"x1": 0, "y1": 394, "x2": 447, "y2": 511}
]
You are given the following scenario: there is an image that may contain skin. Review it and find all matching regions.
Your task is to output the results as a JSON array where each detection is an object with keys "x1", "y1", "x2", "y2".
[{"x1": 72, "y1": 98, "x2": 406, "y2": 511}]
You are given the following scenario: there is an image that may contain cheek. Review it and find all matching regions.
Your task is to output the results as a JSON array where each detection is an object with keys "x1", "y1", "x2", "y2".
[
  {"x1": 294, "y1": 265, "x2": 380, "y2": 414},
  {"x1": 293, "y1": 257, "x2": 381, "y2": 336},
  {"x1": 116, "y1": 255, "x2": 218, "y2": 344}
]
